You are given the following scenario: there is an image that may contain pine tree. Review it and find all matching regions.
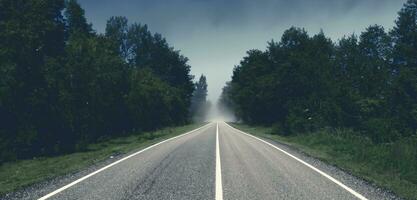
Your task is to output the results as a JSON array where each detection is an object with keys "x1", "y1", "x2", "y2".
[
  {"x1": 190, "y1": 75, "x2": 209, "y2": 121},
  {"x1": 389, "y1": 0, "x2": 417, "y2": 136},
  {"x1": 65, "y1": 0, "x2": 92, "y2": 36}
]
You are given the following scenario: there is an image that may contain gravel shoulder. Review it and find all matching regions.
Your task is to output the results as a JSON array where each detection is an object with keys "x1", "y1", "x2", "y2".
[{"x1": 228, "y1": 122, "x2": 401, "y2": 200}]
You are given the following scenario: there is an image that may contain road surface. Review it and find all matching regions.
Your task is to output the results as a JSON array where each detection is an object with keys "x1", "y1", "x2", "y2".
[{"x1": 14, "y1": 122, "x2": 395, "y2": 200}]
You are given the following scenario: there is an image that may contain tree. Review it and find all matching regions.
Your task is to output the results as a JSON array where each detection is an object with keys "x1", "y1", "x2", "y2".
[
  {"x1": 192, "y1": 75, "x2": 208, "y2": 106},
  {"x1": 105, "y1": 16, "x2": 130, "y2": 60},
  {"x1": 0, "y1": 0, "x2": 67, "y2": 160},
  {"x1": 126, "y1": 23, "x2": 194, "y2": 124},
  {"x1": 355, "y1": 25, "x2": 393, "y2": 141},
  {"x1": 218, "y1": 81, "x2": 236, "y2": 121},
  {"x1": 389, "y1": 0, "x2": 417, "y2": 136},
  {"x1": 333, "y1": 35, "x2": 362, "y2": 128},
  {"x1": 218, "y1": 81, "x2": 234, "y2": 110},
  {"x1": 190, "y1": 75, "x2": 210, "y2": 121},
  {"x1": 127, "y1": 69, "x2": 180, "y2": 130},
  {"x1": 0, "y1": 1, "x2": 197, "y2": 163},
  {"x1": 65, "y1": 0, "x2": 93, "y2": 36},
  {"x1": 223, "y1": 9, "x2": 415, "y2": 142},
  {"x1": 391, "y1": 0, "x2": 417, "y2": 68},
  {"x1": 358, "y1": 25, "x2": 391, "y2": 98},
  {"x1": 230, "y1": 49, "x2": 273, "y2": 124}
]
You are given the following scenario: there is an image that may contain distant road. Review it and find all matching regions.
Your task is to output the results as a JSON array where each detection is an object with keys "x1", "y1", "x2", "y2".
[{"x1": 32, "y1": 122, "x2": 393, "y2": 200}]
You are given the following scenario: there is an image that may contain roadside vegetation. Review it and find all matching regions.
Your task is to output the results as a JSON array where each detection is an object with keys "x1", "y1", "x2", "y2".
[
  {"x1": 190, "y1": 75, "x2": 211, "y2": 122},
  {"x1": 0, "y1": 0, "x2": 213, "y2": 164},
  {"x1": 231, "y1": 124, "x2": 417, "y2": 199},
  {"x1": 0, "y1": 123, "x2": 203, "y2": 195},
  {"x1": 221, "y1": 0, "x2": 417, "y2": 142},
  {"x1": 221, "y1": 1, "x2": 417, "y2": 199},
  {"x1": 0, "y1": 0, "x2": 213, "y2": 195}
]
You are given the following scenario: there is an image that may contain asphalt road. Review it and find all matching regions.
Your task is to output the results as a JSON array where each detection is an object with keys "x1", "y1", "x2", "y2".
[{"x1": 30, "y1": 122, "x2": 395, "y2": 200}]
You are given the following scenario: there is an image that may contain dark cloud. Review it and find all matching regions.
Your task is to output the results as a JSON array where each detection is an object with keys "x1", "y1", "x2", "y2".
[{"x1": 79, "y1": 0, "x2": 406, "y2": 101}]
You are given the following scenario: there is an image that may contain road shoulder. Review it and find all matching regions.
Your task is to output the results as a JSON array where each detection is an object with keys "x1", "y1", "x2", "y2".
[
  {"x1": 1, "y1": 123, "x2": 208, "y2": 200},
  {"x1": 227, "y1": 123, "x2": 401, "y2": 200}
]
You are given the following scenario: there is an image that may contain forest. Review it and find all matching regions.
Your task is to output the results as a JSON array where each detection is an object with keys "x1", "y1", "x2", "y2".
[
  {"x1": 221, "y1": 0, "x2": 417, "y2": 144},
  {"x1": 0, "y1": 0, "x2": 208, "y2": 163}
]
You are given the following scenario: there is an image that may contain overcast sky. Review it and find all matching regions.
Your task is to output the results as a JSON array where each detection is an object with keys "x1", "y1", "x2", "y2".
[{"x1": 79, "y1": 0, "x2": 406, "y2": 102}]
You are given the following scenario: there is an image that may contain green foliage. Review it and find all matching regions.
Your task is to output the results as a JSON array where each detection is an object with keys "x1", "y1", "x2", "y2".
[
  {"x1": 65, "y1": 0, "x2": 93, "y2": 36},
  {"x1": 218, "y1": 81, "x2": 233, "y2": 110},
  {"x1": 388, "y1": 0, "x2": 417, "y2": 137},
  {"x1": 223, "y1": 0, "x2": 417, "y2": 143},
  {"x1": 105, "y1": 16, "x2": 129, "y2": 59},
  {"x1": 190, "y1": 75, "x2": 210, "y2": 121},
  {"x1": 0, "y1": 0, "x2": 195, "y2": 163},
  {"x1": 0, "y1": 0, "x2": 68, "y2": 160},
  {"x1": 127, "y1": 69, "x2": 184, "y2": 130}
]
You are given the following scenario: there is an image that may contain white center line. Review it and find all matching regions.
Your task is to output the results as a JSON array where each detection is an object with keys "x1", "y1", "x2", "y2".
[
  {"x1": 223, "y1": 122, "x2": 368, "y2": 200},
  {"x1": 215, "y1": 122, "x2": 224, "y2": 200}
]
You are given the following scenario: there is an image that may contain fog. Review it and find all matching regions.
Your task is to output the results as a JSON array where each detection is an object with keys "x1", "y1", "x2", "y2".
[
  {"x1": 79, "y1": 0, "x2": 406, "y2": 120},
  {"x1": 205, "y1": 104, "x2": 236, "y2": 123}
]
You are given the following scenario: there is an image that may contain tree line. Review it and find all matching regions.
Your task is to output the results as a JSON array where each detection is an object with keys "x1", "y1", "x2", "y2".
[
  {"x1": 190, "y1": 75, "x2": 210, "y2": 122},
  {"x1": 220, "y1": 0, "x2": 417, "y2": 143},
  {"x1": 0, "y1": 0, "x2": 196, "y2": 163}
]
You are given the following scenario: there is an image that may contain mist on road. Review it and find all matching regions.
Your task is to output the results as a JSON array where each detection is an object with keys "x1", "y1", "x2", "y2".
[{"x1": 206, "y1": 103, "x2": 236, "y2": 123}]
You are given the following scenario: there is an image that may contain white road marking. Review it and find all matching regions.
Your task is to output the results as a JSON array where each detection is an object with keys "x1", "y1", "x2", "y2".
[
  {"x1": 38, "y1": 123, "x2": 213, "y2": 200},
  {"x1": 223, "y1": 122, "x2": 368, "y2": 200},
  {"x1": 215, "y1": 122, "x2": 224, "y2": 200}
]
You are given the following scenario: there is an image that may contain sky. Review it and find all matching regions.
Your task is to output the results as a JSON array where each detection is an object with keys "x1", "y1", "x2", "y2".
[{"x1": 79, "y1": 0, "x2": 406, "y2": 103}]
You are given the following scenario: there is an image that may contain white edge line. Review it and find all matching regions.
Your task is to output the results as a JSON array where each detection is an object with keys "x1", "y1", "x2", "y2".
[
  {"x1": 215, "y1": 122, "x2": 224, "y2": 200},
  {"x1": 223, "y1": 122, "x2": 368, "y2": 200},
  {"x1": 38, "y1": 123, "x2": 213, "y2": 200}
]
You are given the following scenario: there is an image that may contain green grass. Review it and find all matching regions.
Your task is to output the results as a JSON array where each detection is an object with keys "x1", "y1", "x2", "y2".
[
  {"x1": 230, "y1": 123, "x2": 417, "y2": 200},
  {"x1": 0, "y1": 123, "x2": 204, "y2": 195}
]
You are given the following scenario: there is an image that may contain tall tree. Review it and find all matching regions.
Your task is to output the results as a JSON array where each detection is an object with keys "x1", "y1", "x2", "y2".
[
  {"x1": 0, "y1": 0, "x2": 67, "y2": 160},
  {"x1": 358, "y1": 25, "x2": 391, "y2": 98},
  {"x1": 190, "y1": 75, "x2": 209, "y2": 121},
  {"x1": 218, "y1": 81, "x2": 233, "y2": 110},
  {"x1": 356, "y1": 25, "x2": 393, "y2": 141},
  {"x1": 65, "y1": 0, "x2": 92, "y2": 36},
  {"x1": 333, "y1": 35, "x2": 362, "y2": 128},
  {"x1": 192, "y1": 75, "x2": 208, "y2": 106},
  {"x1": 105, "y1": 16, "x2": 130, "y2": 60},
  {"x1": 0, "y1": 0, "x2": 197, "y2": 163},
  {"x1": 391, "y1": 0, "x2": 417, "y2": 68},
  {"x1": 127, "y1": 69, "x2": 184, "y2": 130},
  {"x1": 389, "y1": 0, "x2": 417, "y2": 136},
  {"x1": 126, "y1": 23, "x2": 194, "y2": 123}
]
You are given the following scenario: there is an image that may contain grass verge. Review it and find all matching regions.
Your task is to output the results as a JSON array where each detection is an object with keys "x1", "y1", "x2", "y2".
[
  {"x1": 0, "y1": 123, "x2": 204, "y2": 195},
  {"x1": 230, "y1": 123, "x2": 417, "y2": 200}
]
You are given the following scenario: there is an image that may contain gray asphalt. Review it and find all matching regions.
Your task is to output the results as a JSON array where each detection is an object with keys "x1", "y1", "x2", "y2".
[
  {"x1": 220, "y1": 122, "x2": 356, "y2": 200},
  {"x1": 21, "y1": 122, "x2": 397, "y2": 200},
  {"x1": 49, "y1": 124, "x2": 216, "y2": 200}
]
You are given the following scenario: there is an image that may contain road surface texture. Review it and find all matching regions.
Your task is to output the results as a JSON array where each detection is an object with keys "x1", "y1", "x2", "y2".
[{"x1": 4, "y1": 122, "x2": 398, "y2": 200}]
